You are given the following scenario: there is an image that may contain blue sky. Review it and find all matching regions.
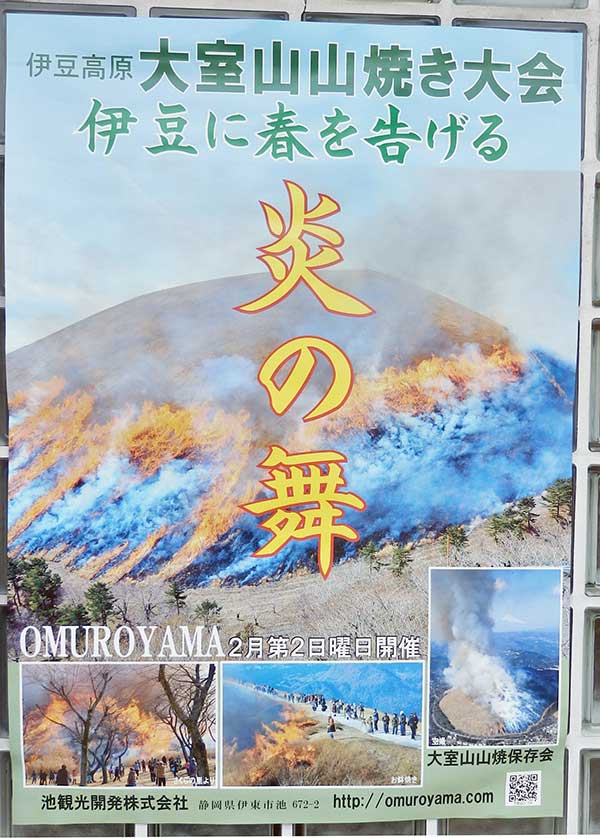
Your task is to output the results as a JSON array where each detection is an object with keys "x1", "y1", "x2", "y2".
[
  {"x1": 489, "y1": 568, "x2": 562, "y2": 631},
  {"x1": 225, "y1": 661, "x2": 424, "y2": 711},
  {"x1": 432, "y1": 567, "x2": 562, "y2": 633},
  {"x1": 5, "y1": 17, "x2": 582, "y2": 354}
]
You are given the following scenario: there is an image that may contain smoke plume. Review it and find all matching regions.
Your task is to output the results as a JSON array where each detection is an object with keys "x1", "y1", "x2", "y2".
[{"x1": 431, "y1": 571, "x2": 536, "y2": 731}]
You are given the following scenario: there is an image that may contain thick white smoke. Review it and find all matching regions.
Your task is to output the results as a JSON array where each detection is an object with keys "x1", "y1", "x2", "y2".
[{"x1": 432, "y1": 571, "x2": 526, "y2": 730}]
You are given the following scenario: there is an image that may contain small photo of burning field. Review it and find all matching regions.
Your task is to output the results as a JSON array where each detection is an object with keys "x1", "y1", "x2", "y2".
[
  {"x1": 428, "y1": 567, "x2": 562, "y2": 748},
  {"x1": 21, "y1": 662, "x2": 217, "y2": 788},
  {"x1": 222, "y1": 661, "x2": 423, "y2": 788}
]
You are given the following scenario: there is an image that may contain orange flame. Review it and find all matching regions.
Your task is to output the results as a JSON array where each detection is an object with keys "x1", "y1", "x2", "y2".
[
  {"x1": 23, "y1": 690, "x2": 176, "y2": 772},
  {"x1": 153, "y1": 411, "x2": 255, "y2": 580},
  {"x1": 242, "y1": 709, "x2": 317, "y2": 785},
  {"x1": 323, "y1": 345, "x2": 524, "y2": 434},
  {"x1": 24, "y1": 693, "x2": 74, "y2": 767},
  {"x1": 9, "y1": 344, "x2": 525, "y2": 580},
  {"x1": 9, "y1": 390, "x2": 253, "y2": 578}
]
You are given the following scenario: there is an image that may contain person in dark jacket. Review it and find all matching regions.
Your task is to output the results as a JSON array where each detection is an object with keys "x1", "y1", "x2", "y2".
[
  {"x1": 408, "y1": 712, "x2": 419, "y2": 740},
  {"x1": 400, "y1": 711, "x2": 407, "y2": 736},
  {"x1": 56, "y1": 765, "x2": 70, "y2": 786}
]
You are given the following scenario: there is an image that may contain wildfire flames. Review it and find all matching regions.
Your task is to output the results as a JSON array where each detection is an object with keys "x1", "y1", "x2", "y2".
[
  {"x1": 23, "y1": 688, "x2": 175, "y2": 772},
  {"x1": 8, "y1": 341, "x2": 570, "y2": 584},
  {"x1": 9, "y1": 379, "x2": 253, "y2": 580},
  {"x1": 24, "y1": 693, "x2": 74, "y2": 768},
  {"x1": 323, "y1": 345, "x2": 523, "y2": 434},
  {"x1": 239, "y1": 709, "x2": 317, "y2": 785}
]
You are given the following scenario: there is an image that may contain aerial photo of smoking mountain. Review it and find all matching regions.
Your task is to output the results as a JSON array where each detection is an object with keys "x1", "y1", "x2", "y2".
[
  {"x1": 7, "y1": 270, "x2": 573, "y2": 657},
  {"x1": 428, "y1": 568, "x2": 562, "y2": 747}
]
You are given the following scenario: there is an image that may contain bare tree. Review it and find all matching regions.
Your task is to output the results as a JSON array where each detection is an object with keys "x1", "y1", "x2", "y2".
[
  {"x1": 157, "y1": 664, "x2": 215, "y2": 784},
  {"x1": 88, "y1": 706, "x2": 132, "y2": 784},
  {"x1": 114, "y1": 599, "x2": 133, "y2": 627},
  {"x1": 35, "y1": 666, "x2": 112, "y2": 786},
  {"x1": 141, "y1": 592, "x2": 159, "y2": 622}
]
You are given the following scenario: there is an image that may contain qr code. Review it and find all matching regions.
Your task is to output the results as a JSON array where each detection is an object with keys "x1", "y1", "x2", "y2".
[{"x1": 505, "y1": 771, "x2": 542, "y2": 806}]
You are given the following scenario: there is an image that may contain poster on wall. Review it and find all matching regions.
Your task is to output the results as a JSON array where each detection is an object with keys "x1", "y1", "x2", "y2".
[{"x1": 5, "y1": 14, "x2": 581, "y2": 826}]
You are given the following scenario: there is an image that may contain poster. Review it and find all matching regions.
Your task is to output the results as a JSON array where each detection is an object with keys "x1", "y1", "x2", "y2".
[{"x1": 4, "y1": 14, "x2": 581, "y2": 826}]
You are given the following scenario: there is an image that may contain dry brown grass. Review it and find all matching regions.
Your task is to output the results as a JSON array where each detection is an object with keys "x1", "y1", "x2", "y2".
[
  {"x1": 223, "y1": 712, "x2": 421, "y2": 787},
  {"x1": 10, "y1": 495, "x2": 570, "y2": 661}
]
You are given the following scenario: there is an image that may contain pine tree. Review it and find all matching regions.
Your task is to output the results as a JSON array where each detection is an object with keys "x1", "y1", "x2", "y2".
[
  {"x1": 358, "y1": 541, "x2": 381, "y2": 573},
  {"x1": 194, "y1": 599, "x2": 222, "y2": 626},
  {"x1": 7, "y1": 555, "x2": 29, "y2": 612},
  {"x1": 21, "y1": 557, "x2": 62, "y2": 622},
  {"x1": 487, "y1": 507, "x2": 529, "y2": 541},
  {"x1": 57, "y1": 602, "x2": 90, "y2": 627},
  {"x1": 166, "y1": 580, "x2": 188, "y2": 615},
  {"x1": 542, "y1": 478, "x2": 573, "y2": 524},
  {"x1": 487, "y1": 513, "x2": 509, "y2": 543},
  {"x1": 390, "y1": 544, "x2": 412, "y2": 577},
  {"x1": 57, "y1": 602, "x2": 90, "y2": 653},
  {"x1": 85, "y1": 582, "x2": 116, "y2": 624},
  {"x1": 513, "y1": 497, "x2": 538, "y2": 534},
  {"x1": 443, "y1": 525, "x2": 468, "y2": 556},
  {"x1": 501, "y1": 506, "x2": 526, "y2": 540}
]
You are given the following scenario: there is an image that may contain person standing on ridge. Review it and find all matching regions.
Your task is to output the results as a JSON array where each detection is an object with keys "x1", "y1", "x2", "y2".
[
  {"x1": 400, "y1": 711, "x2": 407, "y2": 736},
  {"x1": 409, "y1": 712, "x2": 419, "y2": 740}
]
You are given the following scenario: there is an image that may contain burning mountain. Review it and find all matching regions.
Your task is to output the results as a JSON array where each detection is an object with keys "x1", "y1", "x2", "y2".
[
  {"x1": 430, "y1": 570, "x2": 560, "y2": 736},
  {"x1": 433, "y1": 571, "x2": 524, "y2": 728},
  {"x1": 8, "y1": 270, "x2": 574, "y2": 586}
]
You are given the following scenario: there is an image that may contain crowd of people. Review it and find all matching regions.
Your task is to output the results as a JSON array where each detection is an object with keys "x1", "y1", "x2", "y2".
[
  {"x1": 120, "y1": 755, "x2": 202, "y2": 787},
  {"x1": 249, "y1": 684, "x2": 420, "y2": 742},
  {"x1": 29, "y1": 765, "x2": 72, "y2": 786},
  {"x1": 28, "y1": 754, "x2": 203, "y2": 787}
]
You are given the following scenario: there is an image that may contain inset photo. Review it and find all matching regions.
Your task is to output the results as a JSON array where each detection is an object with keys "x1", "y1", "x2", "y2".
[
  {"x1": 222, "y1": 661, "x2": 423, "y2": 787},
  {"x1": 429, "y1": 567, "x2": 561, "y2": 748},
  {"x1": 21, "y1": 663, "x2": 217, "y2": 787}
]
